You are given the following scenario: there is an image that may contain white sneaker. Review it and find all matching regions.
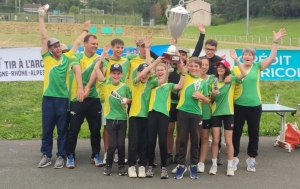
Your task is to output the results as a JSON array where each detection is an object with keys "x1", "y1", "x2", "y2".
[
  {"x1": 227, "y1": 166, "x2": 234, "y2": 176},
  {"x1": 128, "y1": 166, "x2": 137, "y2": 178},
  {"x1": 209, "y1": 165, "x2": 217, "y2": 175},
  {"x1": 246, "y1": 158, "x2": 257, "y2": 172},
  {"x1": 103, "y1": 152, "x2": 107, "y2": 165},
  {"x1": 171, "y1": 166, "x2": 178, "y2": 174},
  {"x1": 197, "y1": 162, "x2": 205, "y2": 173},
  {"x1": 114, "y1": 152, "x2": 118, "y2": 162},
  {"x1": 138, "y1": 166, "x2": 146, "y2": 178},
  {"x1": 233, "y1": 157, "x2": 239, "y2": 171}
]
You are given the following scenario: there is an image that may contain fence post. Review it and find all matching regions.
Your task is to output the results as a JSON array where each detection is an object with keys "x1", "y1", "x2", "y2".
[
  {"x1": 223, "y1": 35, "x2": 226, "y2": 40},
  {"x1": 235, "y1": 35, "x2": 236, "y2": 41},
  {"x1": 266, "y1": 36, "x2": 268, "y2": 44},
  {"x1": 258, "y1": 36, "x2": 260, "y2": 43},
  {"x1": 298, "y1": 38, "x2": 300, "y2": 46},
  {"x1": 281, "y1": 37, "x2": 283, "y2": 45},
  {"x1": 290, "y1": 37, "x2": 292, "y2": 46}
]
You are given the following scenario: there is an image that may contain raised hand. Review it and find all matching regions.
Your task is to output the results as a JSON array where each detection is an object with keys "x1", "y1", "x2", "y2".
[
  {"x1": 154, "y1": 56, "x2": 164, "y2": 64},
  {"x1": 170, "y1": 38, "x2": 177, "y2": 46},
  {"x1": 273, "y1": 28, "x2": 286, "y2": 42},
  {"x1": 134, "y1": 34, "x2": 139, "y2": 46},
  {"x1": 197, "y1": 23, "x2": 205, "y2": 34},
  {"x1": 84, "y1": 20, "x2": 91, "y2": 30},
  {"x1": 144, "y1": 36, "x2": 152, "y2": 48},
  {"x1": 230, "y1": 49, "x2": 238, "y2": 60},
  {"x1": 103, "y1": 43, "x2": 111, "y2": 55}
]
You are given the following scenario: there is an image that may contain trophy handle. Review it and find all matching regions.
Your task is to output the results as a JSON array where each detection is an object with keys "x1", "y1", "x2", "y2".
[
  {"x1": 165, "y1": 5, "x2": 171, "y2": 20},
  {"x1": 187, "y1": 11, "x2": 193, "y2": 23}
]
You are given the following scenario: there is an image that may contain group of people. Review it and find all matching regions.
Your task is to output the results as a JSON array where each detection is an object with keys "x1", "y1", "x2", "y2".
[{"x1": 37, "y1": 5, "x2": 286, "y2": 180}]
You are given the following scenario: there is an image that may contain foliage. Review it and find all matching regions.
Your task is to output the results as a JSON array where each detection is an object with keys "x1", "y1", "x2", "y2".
[
  {"x1": 211, "y1": 15, "x2": 227, "y2": 26},
  {"x1": 69, "y1": 5, "x2": 79, "y2": 15}
]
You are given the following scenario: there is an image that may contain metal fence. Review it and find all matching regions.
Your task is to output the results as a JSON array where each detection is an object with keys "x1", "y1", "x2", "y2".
[{"x1": 0, "y1": 9, "x2": 143, "y2": 25}]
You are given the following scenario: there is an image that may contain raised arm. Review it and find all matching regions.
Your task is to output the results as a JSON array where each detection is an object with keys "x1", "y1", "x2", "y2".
[
  {"x1": 38, "y1": 6, "x2": 48, "y2": 54},
  {"x1": 174, "y1": 64, "x2": 187, "y2": 90},
  {"x1": 94, "y1": 44, "x2": 111, "y2": 82},
  {"x1": 70, "y1": 20, "x2": 91, "y2": 53},
  {"x1": 191, "y1": 23, "x2": 206, "y2": 57},
  {"x1": 261, "y1": 28, "x2": 286, "y2": 71},
  {"x1": 144, "y1": 36, "x2": 152, "y2": 65},
  {"x1": 134, "y1": 33, "x2": 158, "y2": 59},
  {"x1": 230, "y1": 49, "x2": 247, "y2": 80}
]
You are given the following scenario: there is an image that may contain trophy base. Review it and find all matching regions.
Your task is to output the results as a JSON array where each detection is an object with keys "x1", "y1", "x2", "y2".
[{"x1": 162, "y1": 52, "x2": 180, "y2": 64}]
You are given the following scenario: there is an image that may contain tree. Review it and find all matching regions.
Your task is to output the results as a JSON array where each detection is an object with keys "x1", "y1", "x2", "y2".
[{"x1": 69, "y1": 5, "x2": 79, "y2": 15}]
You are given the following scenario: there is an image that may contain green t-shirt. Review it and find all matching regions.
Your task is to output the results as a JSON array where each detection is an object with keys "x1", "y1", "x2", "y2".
[
  {"x1": 211, "y1": 76, "x2": 241, "y2": 116},
  {"x1": 103, "y1": 57, "x2": 130, "y2": 82},
  {"x1": 148, "y1": 83, "x2": 175, "y2": 117},
  {"x1": 41, "y1": 50, "x2": 74, "y2": 98},
  {"x1": 129, "y1": 77, "x2": 158, "y2": 118},
  {"x1": 69, "y1": 52, "x2": 99, "y2": 102},
  {"x1": 176, "y1": 73, "x2": 209, "y2": 115},
  {"x1": 202, "y1": 75, "x2": 214, "y2": 120},
  {"x1": 232, "y1": 62, "x2": 262, "y2": 106},
  {"x1": 102, "y1": 80, "x2": 132, "y2": 120}
]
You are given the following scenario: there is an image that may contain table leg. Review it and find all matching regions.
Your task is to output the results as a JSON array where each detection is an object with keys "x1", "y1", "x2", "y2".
[{"x1": 274, "y1": 112, "x2": 291, "y2": 152}]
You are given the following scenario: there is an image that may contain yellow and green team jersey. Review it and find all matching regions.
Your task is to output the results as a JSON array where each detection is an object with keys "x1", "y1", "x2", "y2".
[
  {"x1": 127, "y1": 54, "x2": 146, "y2": 88},
  {"x1": 177, "y1": 73, "x2": 209, "y2": 115},
  {"x1": 149, "y1": 83, "x2": 175, "y2": 117},
  {"x1": 101, "y1": 80, "x2": 132, "y2": 120},
  {"x1": 69, "y1": 52, "x2": 99, "y2": 102},
  {"x1": 103, "y1": 57, "x2": 130, "y2": 82},
  {"x1": 232, "y1": 62, "x2": 262, "y2": 106},
  {"x1": 41, "y1": 50, "x2": 74, "y2": 98},
  {"x1": 211, "y1": 76, "x2": 241, "y2": 116},
  {"x1": 202, "y1": 75, "x2": 214, "y2": 120},
  {"x1": 129, "y1": 77, "x2": 158, "y2": 118}
]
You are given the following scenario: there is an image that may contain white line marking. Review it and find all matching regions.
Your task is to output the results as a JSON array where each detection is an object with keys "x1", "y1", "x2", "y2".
[{"x1": 2, "y1": 37, "x2": 12, "y2": 44}]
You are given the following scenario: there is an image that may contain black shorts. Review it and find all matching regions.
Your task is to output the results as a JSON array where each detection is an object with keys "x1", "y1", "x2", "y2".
[
  {"x1": 202, "y1": 119, "x2": 212, "y2": 129},
  {"x1": 169, "y1": 103, "x2": 178, "y2": 123},
  {"x1": 211, "y1": 115, "x2": 234, "y2": 130}
]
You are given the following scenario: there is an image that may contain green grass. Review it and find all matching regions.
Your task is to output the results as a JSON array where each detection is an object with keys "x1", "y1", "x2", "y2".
[{"x1": 0, "y1": 18, "x2": 300, "y2": 139}]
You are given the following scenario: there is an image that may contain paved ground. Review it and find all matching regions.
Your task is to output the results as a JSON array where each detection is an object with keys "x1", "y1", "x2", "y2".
[{"x1": 0, "y1": 137, "x2": 299, "y2": 189}]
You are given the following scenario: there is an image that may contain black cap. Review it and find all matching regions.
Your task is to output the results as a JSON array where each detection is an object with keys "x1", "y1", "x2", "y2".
[
  {"x1": 110, "y1": 64, "x2": 122, "y2": 72},
  {"x1": 137, "y1": 63, "x2": 148, "y2": 72}
]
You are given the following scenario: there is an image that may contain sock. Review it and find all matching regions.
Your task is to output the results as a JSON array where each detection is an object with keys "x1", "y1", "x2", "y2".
[
  {"x1": 198, "y1": 162, "x2": 204, "y2": 165},
  {"x1": 212, "y1": 158, "x2": 217, "y2": 166},
  {"x1": 228, "y1": 160, "x2": 233, "y2": 167}
]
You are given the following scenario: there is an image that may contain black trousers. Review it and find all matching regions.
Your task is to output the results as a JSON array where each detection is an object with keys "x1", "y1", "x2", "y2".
[
  {"x1": 177, "y1": 110, "x2": 202, "y2": 165},
  {"x1": 233, "y1": 104, "x2": 262, "y2": 158},
  {"x1": 66, "y1": 98, "x2": 102, "y2": 158},
  {"x1": 128, "y1": 117, "x2": 148, "y2": 167},
  {"x1": 106, "y1": 119, "x2": 127, "y2": 166},
  {"x1": 147, "y1": 110, "x2": 169, "y2": 168}
]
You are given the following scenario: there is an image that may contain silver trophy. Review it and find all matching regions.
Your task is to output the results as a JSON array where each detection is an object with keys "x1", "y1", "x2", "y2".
[
  {"x1": 111, "y1": 91, "x2": 127, "y2": 103},
  {"x1": 213, "y1": 77, "x2": 220, "y2": 94},
  {"x1": 163, "y1": 0, "x2": 193, "y2": 63},
  {"x1": 275, "y1": 94, "x2": 280, "y2": 105},
  {"x1": 194, "y1": 80, "x2": 201, "y2": 91}
]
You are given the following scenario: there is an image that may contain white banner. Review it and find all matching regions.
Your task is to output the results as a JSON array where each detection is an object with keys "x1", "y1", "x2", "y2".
[
  {"x1": 189, "y1": 49, "x2": 235, "y2": 69},
  {"x1": 0, "y1": 47, "x2": 44, "y2": 81}
]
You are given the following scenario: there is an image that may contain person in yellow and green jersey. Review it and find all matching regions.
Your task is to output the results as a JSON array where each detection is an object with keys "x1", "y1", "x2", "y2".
[
  {"x1": 37, "y1": 5, "x2": 91, "y2": 169},
  {"x1": 94, "y1": 50, "x2": 132, "y2": 176},
  {"x1": 66, "y1": 35, "x2": 103, "y2": 169},
  {"x1": 127, "y1": 37, "x2": 167, "y2": 178},
  {"x1": 231, "y1": 29, "x2": 286, "y2": 172},
  {"x1": 173, "y1": 57, "x2": 210, "y2": 180},
  {"x1": 145, "y1": 57, "x2": 187, "y2": 179},
  {"x1": 197, "y1": 57, "x2": 215, "y2": 173},
  {"x1": 208, "y1": 57, "x2": 247, "y2": 177},
  {"x1": 101, "y1": 38, "x2": 130, "y2": 164}
]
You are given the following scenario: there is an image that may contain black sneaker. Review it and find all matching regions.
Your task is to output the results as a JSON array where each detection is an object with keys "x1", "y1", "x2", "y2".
[
  {"x1": 103, "y1": 165, "x2": 112, "y2": 176},
  {"x1": 166, "y1": 154, "x2": 173, "y2": 166},
  {"x1": 118, "y1": 165, "x2": 127, "y2": 176},
  {"x1": 217, "y1": 154, "x2": 223, "y2": 165},
  {"x1": 174, "y1": 154, "x2": 179, "y2": 164}
]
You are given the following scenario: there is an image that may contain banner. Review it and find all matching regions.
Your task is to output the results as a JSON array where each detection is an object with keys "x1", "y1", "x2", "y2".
[
  {"x1": 0, "y1": 47, "x2": 44, "y2": 81},
  {"x1": 190, "y1": 49, "x2": 300, "y2": 81},
  {"x1": 235, "y1": 49, "x2": 300, "y2": 81}
]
